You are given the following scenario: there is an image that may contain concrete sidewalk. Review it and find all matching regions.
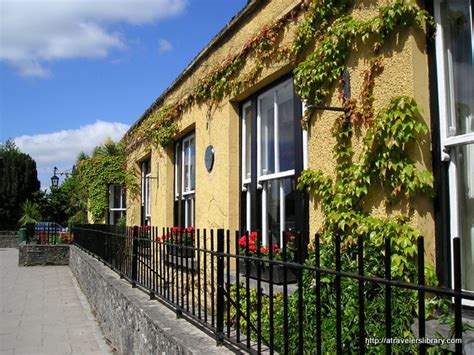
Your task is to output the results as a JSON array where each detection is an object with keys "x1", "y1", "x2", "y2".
[{"x1": 0, "y1": 248, "x2": 112, "y2": 355}]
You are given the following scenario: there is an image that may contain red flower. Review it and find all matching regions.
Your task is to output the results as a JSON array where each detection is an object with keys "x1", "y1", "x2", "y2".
[
  {"x1": 249, "y1": 232, "x2": 257, "y2": 241},
  {"x1": 260, "y1": 246, "x2": 269, "y2": 253},
  {"x1": 285, "y1": 231, "x2": 295, "y2": 241},
  {"x1": 272, "y1": 244, "x2": 280, "y2": 253}
]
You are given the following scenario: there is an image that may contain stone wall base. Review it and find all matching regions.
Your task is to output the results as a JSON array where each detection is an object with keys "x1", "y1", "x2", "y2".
[
  {"x1": 69, "y1": 245, "x2": 234, "y2": 355},
  {"x1": 0, "y1": 232, "x2": 18, "y2": 248},
  {"x1": 18, "y1": 244, "x2": 69, "y2": 266}
]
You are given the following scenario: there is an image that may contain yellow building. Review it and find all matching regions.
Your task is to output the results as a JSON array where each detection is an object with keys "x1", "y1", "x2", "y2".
[{"x1": 114, "y1": 0, "x2": 473, "y2": 297}]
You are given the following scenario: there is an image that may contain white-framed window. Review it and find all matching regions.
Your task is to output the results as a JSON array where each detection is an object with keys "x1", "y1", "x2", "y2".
[
  {"x1": 241, "y1": 78, "x2": 306, "y2": 247},
  {"x1": 242, "y1": 102, "x2": 252, "y2": 233},
  {"x1": 434, "y1": 0, "x2": 474, "y2": 295},
  {"x1": 175, "y1": 134, "x2": 195, "y2": 228},
  {"x1": 109, "y1": 185, "x2": 126, "y2": 225},
  {"x1": 141, "y1": 159, "x2": 151, "y2": 225}
]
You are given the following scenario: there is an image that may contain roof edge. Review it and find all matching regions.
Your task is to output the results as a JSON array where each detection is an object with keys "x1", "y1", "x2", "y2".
[{"x1": 123, "y1": 0, "x2": 265, "y2": 140}]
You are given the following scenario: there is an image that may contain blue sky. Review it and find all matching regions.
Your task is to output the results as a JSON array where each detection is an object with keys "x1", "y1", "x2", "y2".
[{"x1": 0, "y1": 0, "x2": 247, "y2": 188}]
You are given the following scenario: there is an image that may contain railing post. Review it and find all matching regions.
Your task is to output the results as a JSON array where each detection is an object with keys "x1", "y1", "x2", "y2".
[
  {"x1": 25, "y1": 223, "x2": 34, "y2": 244},
  {"x1": 453, "y1": 237, "x2": 463, "y2": 354},
  {"x1": 131, "y1": 226, "x2": 139, "y2": 288},
  {"x1": 216, "y1": 229, "x2": 225, "y2": 346}
]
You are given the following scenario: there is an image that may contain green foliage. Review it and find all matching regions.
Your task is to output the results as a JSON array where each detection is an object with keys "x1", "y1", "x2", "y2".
[
  {"x1": 0, "y1": 140, "x2": 41, "y2": 229},
  {"x1": 33, "y1": 189, "x2": 68, "y2": 225},
  {"x1": 122, "y1": 1, "x2": 441, "y2": 352},
  {"x1": 76, "y1": 151, "x2": 89, "y2": 162},
  {"x1": 116, "y1": 216, "x2": 127, "y2": 228},
  {"x1": 77, "y1": 139, "x2": 136, "y2": 223},
  {"x1": 294, "y1": 95, "x2": 435, "y2": 352},
  {"x1": 135, "y1": 105, "x2": 179, "y2": 148},
  {"x1": 19, "y1": 200, "x2": 41, "y2": 226},
  {"x1": 152, "y1": 120, "x2": 178, "y2": 147},
  {"x1": 127, "y1": 0, "x2": 433, "y2": 151},
  {"x1": 229, "y1": 96, "x2": 437, "y2": 353},
  {"x1": 58, "y1": 172, "x2": 88, "y2": 225},
  {"x1": 93, "y1": 137, "x2": 123, "y2": 157},
  {"x1": 291, "y1": 0, "x2": 354, "y2": 57},
  {"x1": 79, "y1": 157, "x2": 125, "y2": 223},
  {"x1": 294, "y1": 1, "x2": 431, "y2": 126}
]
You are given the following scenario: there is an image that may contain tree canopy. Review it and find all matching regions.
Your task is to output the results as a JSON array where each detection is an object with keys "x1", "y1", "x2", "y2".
[{"x1": 0, "y1": 140, "x2": 41, "y2": 230}]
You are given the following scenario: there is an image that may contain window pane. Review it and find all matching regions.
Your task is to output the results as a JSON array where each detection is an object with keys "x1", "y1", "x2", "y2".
[
  {"x1": 190, "y1": 137, "x2": 195, "y2": 190},
  {"x1": 175, "y1": 143, "x2": 181, "y2": 199},
  {"x1": 442, "y1": 0, "x2": 473, "y2": 136},
  {"x1": 266, "y1": 179, "x2": 280, "y2": 246},
  {"x1": 146, "y1": 176, "x2": 151, "y2": 216},
  {"x1": 260, "y1": 93, "x2": 275, "y2": 175},
  {"x1": 245, "y1": 105, "x2": 252, "y2": 179},
  {"x1": 456, "y1": 143, "x2": 474, "y2": 291},
  {"x1": 121, "y1": 187, "x2": 126, "y2": 209},
  {"x1": 185, "y1": 195, "x2": 195, "y2": 228},
  {"x1": 110, "y1": 210, "x2": 125, "y2": 225},
  {"x1": 283, "y1": 177, "x2": 296, "y2": 234},
  {"x1": 184, "y1": 139, "x2": 190, "y2": 191},
  {"x1": 264, "y1": 177, "x2": 297, "y2": 247},
  {"x1": 109, "y1": 185, "x2": 114, "y2": 209},
  {"x1": 113, "y1": 185, "x2": 121, "y2": 209},
  {"x1": 277, "y1": 82, "x2": 295, "y2": 172}
]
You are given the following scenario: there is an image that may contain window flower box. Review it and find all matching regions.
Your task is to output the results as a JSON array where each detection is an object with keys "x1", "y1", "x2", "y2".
[
  {"x1": 238, "y1": 231, "x2": 297, "y2": 284},
  {"x1": 166, "y1": 244, "x2": 195, "y2": 258},
  {"x1": 238, "y1": 259, "x2": 297, "y2": 284},
  {"x1": 160, "y1": 227, "x2": 195, "y2": 258}
]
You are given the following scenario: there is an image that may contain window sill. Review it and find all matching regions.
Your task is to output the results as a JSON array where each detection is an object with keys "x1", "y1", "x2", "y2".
[
  {"x1": 164, "y1": 254, "x2": 198, "y2": 270},
  {"x1": 225, "y1": 271, "x2": 297, "y2": 296}
]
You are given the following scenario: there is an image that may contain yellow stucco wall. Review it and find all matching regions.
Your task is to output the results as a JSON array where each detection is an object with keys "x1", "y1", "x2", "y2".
[{"x1": 124, "y1": 0, "x2": 435, "y2": 264}]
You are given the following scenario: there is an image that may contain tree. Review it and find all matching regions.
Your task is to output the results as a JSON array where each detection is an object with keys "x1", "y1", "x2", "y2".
[
  {"x1": 0, "y1": 140, "x2": 41, "y2": 230},
  {"x1": 92, "y1": 137, "x2": 123, "y2": 157},
  {"x1": 59, "y1": 171, "x2": 88, "y2": 225},
  {"x1": 30, "y1": 170, "x2": 88, "y2": 226},
  {"x1": 19, "y1": 200, "x2": 41, "y2": 226}
]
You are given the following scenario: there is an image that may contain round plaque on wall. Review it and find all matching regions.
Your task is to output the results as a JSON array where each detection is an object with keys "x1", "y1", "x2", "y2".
[{"x1": 205, "y1": 145, "x2": 215, "y2": 172}]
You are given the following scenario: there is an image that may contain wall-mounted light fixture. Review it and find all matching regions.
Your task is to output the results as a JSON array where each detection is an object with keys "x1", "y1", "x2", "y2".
[{"x1": 306, "y1": 69, "x2": 351, "y2": 113}]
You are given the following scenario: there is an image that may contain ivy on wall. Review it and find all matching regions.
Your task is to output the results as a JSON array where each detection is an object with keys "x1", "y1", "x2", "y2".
[
  {"x1": 158, "y1": 0, "x2": 451, "y2": 352},
  {"x1": 294, "y1": 1, "x2": 431, "y2": 126},
  {"x1": 125, "y1": 0, "x2": 432, "y2": 151},
  {"x1": 78, "y1": 144, "x2": 137, "y2": 223}
]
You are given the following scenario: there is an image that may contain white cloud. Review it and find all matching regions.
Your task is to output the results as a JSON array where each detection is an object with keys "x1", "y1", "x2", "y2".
[
  {"x1": 13, "y1": 120, "x2": 130, "y2": 188},
  {"x1": 0, "y1": 0, "x2": 187, "y2": 77},
  {"x1": 158, "y1": 38, "x2": 173, "y2": 53}
]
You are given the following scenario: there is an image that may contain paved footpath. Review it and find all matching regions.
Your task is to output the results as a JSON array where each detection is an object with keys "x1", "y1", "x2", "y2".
[{"x1": 0, "y1": 248, "x2": 112, "y2": 355}]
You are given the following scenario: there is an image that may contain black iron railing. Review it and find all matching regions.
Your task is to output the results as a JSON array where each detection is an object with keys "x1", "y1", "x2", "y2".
[
  {"x1": 72, "y1": 224, "x2": 474, "y2": 354},
  {"x1": 24, "y1": 223, "x2": 73, "y2": 245}
]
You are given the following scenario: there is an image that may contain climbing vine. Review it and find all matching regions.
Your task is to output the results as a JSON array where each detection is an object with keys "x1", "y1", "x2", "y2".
[
  {"x1": 121, "y1": 0, "x2": 456, "y2": 352},
  {"x1": 125, "y1": 0, "x2": 432, "y2": 151},
  {"x1": 230, "y1": 63, "x2": 438, "y2": 354},
  {"x1": 78, "y1": 146, "x2": 137, "y2": 223},
  {"x1": 294, "y1": 1, "x2": 432, "y2": 126}
]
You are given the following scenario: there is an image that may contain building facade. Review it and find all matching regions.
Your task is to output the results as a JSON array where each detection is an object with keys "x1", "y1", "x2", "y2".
[{"x1": 118, "y1": 0, "x2": 473, "y2": 295}]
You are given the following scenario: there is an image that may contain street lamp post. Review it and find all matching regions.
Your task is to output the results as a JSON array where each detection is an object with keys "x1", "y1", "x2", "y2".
[
  {"x1": 50, "y1": 166, "x2": 73, "y2": 188},
  {"x1": 51, "y1": 167, "x2": 59, "y2": 188}
]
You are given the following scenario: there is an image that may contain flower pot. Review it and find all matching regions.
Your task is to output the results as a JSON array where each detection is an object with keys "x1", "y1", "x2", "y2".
[
  {"x1": 238, "y1": 259, "x2": 297, "y2": 285},
  {"x1": 166, "y1": 244, "x2": 195, "y2": 258}
]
